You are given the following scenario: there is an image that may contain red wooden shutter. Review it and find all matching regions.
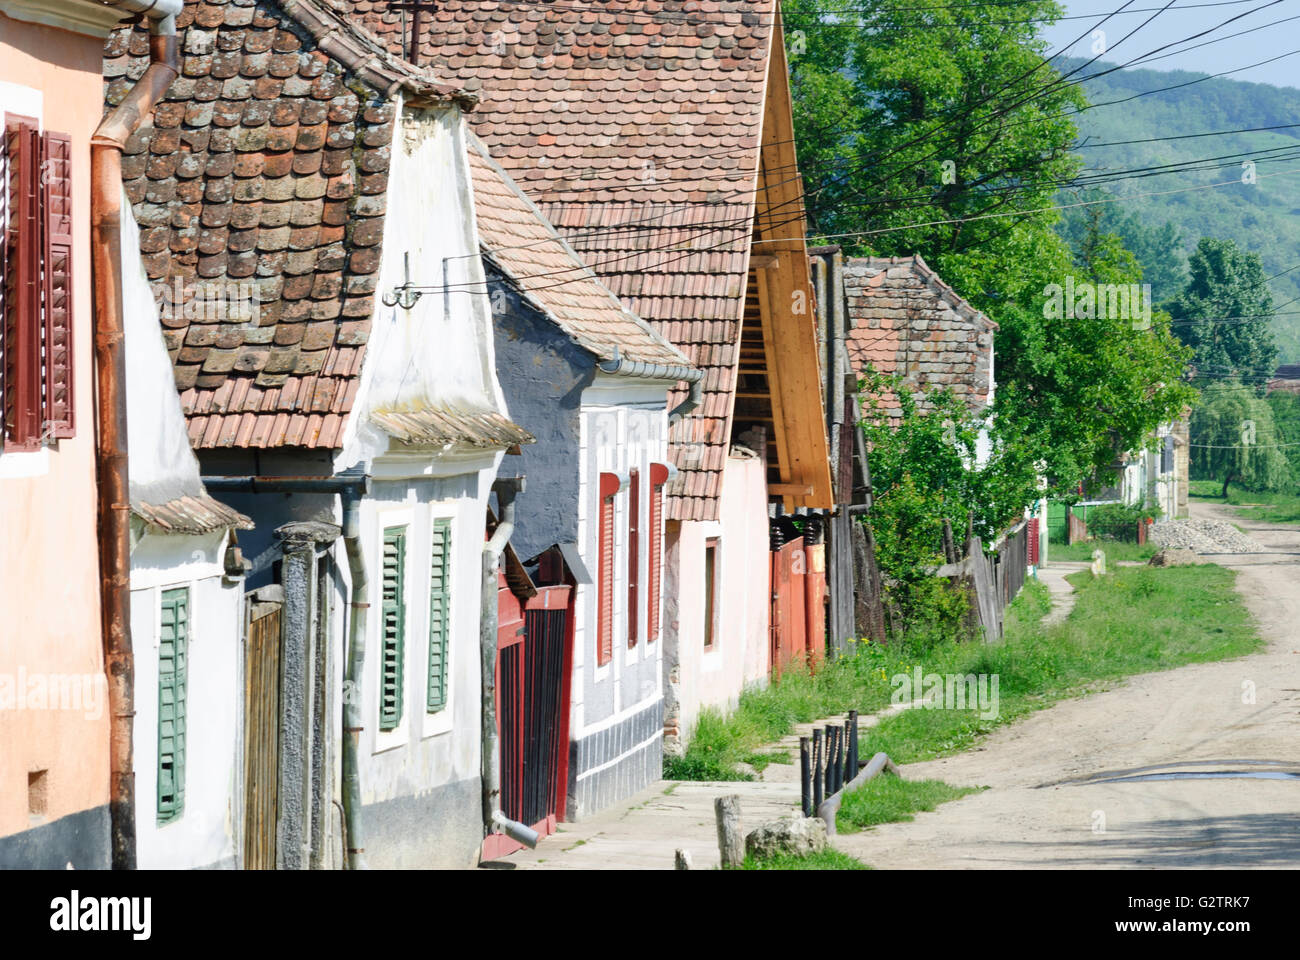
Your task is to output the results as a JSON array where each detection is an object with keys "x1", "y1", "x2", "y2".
[
  {"x1": 647, "y1": 463, "x2": 669, "y2": 644},
  {"x1": 41, "y1": 131, "x2": 73, "y2": 438},
  {"x1": 597, "y1": 472, "x2": 619, "y2": 666},
  {"x1": 627, "y1": 469, "x2": 639, "y2": 648},
  {"x1": 3, "y1": 115, "x2": 42, "y2": 450}
]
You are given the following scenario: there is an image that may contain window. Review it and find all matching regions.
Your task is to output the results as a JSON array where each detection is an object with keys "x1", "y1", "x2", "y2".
[
  {"x1": 158, "y1": 587, "x2": 189, "y2": 824},
  {"x1": 646, "y1": 463, "x2": 669, "y2": 643},
  {"x1": 703, "y1": 538, "x2": 719, "y2": 651},
  {"x1": 427, "y1": 518, "x2": 451, "y2": 712},
  {"x1": 380, "y1": 526, "x2": 407, "y2": 731},
  {"x1": 2, "y1": 115, "x2": 74, "y2": 451},
  {"x1": 597, "y1": 472, "x2": 620, "y2": 667},
  {"x1": 627, "y1": 469, "x2": 639, "y2": 648}
]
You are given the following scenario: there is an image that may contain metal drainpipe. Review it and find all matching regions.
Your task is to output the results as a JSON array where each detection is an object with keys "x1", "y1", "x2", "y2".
[
  {"x1": 201, "y1": 474, "x2": 370, "y2": 868},
  {"x1": 91, "y1": 0, "x2": 183, "y2": 871},
  {"x1": 480, "y1": 478, "x2": 539, "y2": 850},
  {"x1": 593, "y1": 346, "x2": 704, "y2": 427}
]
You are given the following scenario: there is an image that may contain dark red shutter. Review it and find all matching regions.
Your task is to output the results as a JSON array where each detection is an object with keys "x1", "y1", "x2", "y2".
[
  {"x1": 4, "y1": 115, "x2": 42, "y2": 450},
  {"x1": 627, "y1": 469, "x2": 639, "y2": 648},
  {"x1": 40, "y1": 130, "x2": 73, "y2": 438},
  {"x1": 597, "y1": 472, "x2": 619, "y2": 667},
  {"x1": 647, "y1": 463, "x2": 669, "y2": 644}
]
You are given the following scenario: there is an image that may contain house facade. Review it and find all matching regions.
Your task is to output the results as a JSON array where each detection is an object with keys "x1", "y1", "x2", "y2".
[
  {"x1": 389, "y1": 0, "x2": 834, "y2": 758},
  {"x1": 121, "y1": 181, "x2": 253, "y2": 869},
  {"x1": 468, "y1": 135, "x2": 699, "y2": 822},
  {"x1": 0, "y1": 0, "x2": 149, "y2": 870},
  {"x1": 108, "y1": 0, "x2": 531, "y2": 868}
]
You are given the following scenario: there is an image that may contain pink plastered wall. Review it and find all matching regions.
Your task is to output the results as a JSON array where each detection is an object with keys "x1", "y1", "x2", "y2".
[
  {"x1": 0, "y1": 12, "x2": 110, "y2": 838},
  {"x1": 667, "y1": 454, "x2": 770, "y2": 749}
]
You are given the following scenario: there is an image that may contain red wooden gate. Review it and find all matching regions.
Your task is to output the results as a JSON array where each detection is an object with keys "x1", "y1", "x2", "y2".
[
  {"x1": 770, "y1": 536, "x2": 808, "y2": 677},
  {"x1": 803, "y1": 541, "x2": 826, "y2": 666},
  {"x1": 483, "y1": 579, "x2": 573, "y2": 860}
]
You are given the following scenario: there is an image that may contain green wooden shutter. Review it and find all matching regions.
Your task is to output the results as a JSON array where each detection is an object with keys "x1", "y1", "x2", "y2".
[
  {"x1": 427, "y1": 518, "x2": 451, "y2": 712},
  {"x1": 157, "y1": 587, "x2": 189, "y2": 824},
  {"x1": 380, "y1": 527, "x2": 407, "y2": 731}
]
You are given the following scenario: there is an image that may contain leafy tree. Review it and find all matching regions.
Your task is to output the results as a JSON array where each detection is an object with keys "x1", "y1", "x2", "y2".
[
  {"x1": 1265, "y1": 390, "x2": 1300, "y2": 482},
  {"x1": 785, "y1": 0, "x2": 1196, "y2": 496},
  {"x1": 1189, "y1": 380, "x2": 1291, "y2": 496},
  {"x1": 859, "y1": 374, "x2": 1037, "y2": 634},
  {"x1": 1164, "y1": 237, "x2": 1278, "y2": 388}
]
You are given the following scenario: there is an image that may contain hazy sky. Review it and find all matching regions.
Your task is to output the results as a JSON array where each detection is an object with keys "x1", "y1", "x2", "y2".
[{"x1": 1037, "y1": 0, "x2": 1300, "y2": 89}]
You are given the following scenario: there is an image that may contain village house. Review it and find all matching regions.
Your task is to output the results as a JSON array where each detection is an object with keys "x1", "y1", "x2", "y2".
[
  {"x1": 369, "y1": 0, "x2": 835, "y2": 759},
  {"x1": 106, "y1": 0, "x2": 535, "y2": 868},
  {"x1": 0, "y1": 0, "x2": 177, "y2": 870},
  {"x1": 122, "y1": 180, "x2": 254, "y2": 869},
  {"x1": 468, "y1": 133, "x2": 699, "y2": 825}
]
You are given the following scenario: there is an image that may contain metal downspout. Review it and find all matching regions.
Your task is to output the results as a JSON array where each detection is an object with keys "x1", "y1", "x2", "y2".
[
  {"x1": 480, "y1": 478, "x2": 538, "y2": 851},
  {"x1": 91, "y1": 0, "x2": 182, "y2": 870},
  {"x1": 339, "y1": 488, "x2": 368, "y2": 870}
]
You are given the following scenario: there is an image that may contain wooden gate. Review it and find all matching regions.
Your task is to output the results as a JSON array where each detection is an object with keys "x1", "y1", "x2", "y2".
[
  {"x1": 484, "y1": 582, "x2": 573, "y2": 860},
  {"x1": 243, "y1": 597, "x2": 281, "y2": 869},
  {"x1": 770, "y1": 535, "x2": 808, "y2": 677}
]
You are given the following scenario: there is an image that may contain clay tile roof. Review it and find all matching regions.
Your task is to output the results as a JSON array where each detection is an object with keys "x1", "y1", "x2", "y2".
[
  {"x1": 349, "y1": 0, "x2": 779, "y2": 519},
  {"x1": 467, "y1": 133, "x2": 690, "y2": 369},
  {"x1": 844, "y1": 255, "x2": 997, "y2": 418},
  {"x1": 132, "y1": 493, "x2": 253, "y2": 535},
  {"x1": 106, "y1": 0, "x2": 466, "y2": 451}
]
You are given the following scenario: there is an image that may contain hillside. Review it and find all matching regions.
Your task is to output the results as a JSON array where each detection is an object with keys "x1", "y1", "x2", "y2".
[{"x1": 1055, "y1": 57, "x2": 1300, "y2": 361}]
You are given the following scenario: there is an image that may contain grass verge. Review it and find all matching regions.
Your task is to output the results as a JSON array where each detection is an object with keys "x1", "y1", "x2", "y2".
[
  {"x1": 1190, "y1": 481, "x2": 1300, "y2": 525},
  {"x1": 836, "y1": 774, "x2": 983, "y2": 833},
  {"x1": 667, "y1": 565, "x2": 1259, "y2": 780},
  {"x1": 739, "y1": 848, "x2": 869, "y2": 870},
  {"x1": 1049, "y1": 540, "x2": 1157, "y2": 563}
]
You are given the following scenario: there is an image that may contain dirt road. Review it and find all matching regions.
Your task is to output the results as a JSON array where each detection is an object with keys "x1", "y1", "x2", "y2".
[{"x1": 833, "y1": 500, "x2": 1300, "y2": 869}]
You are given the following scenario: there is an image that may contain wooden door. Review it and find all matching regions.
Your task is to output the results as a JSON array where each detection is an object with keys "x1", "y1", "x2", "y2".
[{"x1": 243, "y1": 599, "x2": 281, "y2": 869}]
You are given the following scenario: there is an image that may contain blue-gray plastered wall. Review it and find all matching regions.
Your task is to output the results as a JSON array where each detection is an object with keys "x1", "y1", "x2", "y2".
[{"x1": 488, "y1": 265, "x2": 592, "y2": 563}]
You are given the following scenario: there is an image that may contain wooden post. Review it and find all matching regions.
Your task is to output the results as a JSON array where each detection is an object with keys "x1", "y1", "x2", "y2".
[
  {"x1": 942, "y1": 518, "x2": 958, "y2": 565},
  {"x1": 674, "y1": 848, "x2": 693, "y2": 871},
  {"x1": 714, "y1": 795, "x2": 744, "y2": 869}
]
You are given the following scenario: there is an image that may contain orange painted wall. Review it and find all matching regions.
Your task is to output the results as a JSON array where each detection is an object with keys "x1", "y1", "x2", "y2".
[{"x1": 0, "y1": 12, "x2": 109, "y2": 838}]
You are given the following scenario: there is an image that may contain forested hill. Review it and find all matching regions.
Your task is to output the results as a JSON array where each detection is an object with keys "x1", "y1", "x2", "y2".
[{"x1": 1055, "y1": 56, "x2": 1300, "y2": 361}]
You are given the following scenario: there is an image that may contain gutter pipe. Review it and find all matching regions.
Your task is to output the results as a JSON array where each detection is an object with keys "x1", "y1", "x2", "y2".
[
  {"x1": 203, "y1": 473, "x2": 371, "y2": 869},
  {"x1": 595, "y1": 345, "x2": 703, "y2": 427},
  {"x1": 480, "y1": 478, "x2": 538, "y2": 852},
  {"x1": 92, "y1": 0, "x2": 182, "y2": 871}
]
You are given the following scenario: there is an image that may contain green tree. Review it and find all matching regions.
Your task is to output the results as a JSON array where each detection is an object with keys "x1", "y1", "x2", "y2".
[
  {"x1": 859, "y1": 374, "x2": 1037, "y2": 633},
  {"x1": 785, "y1": 0, "x2": 1195, "y2": 495},
  {"x1": 1164, "y1": 237, "x2": 1278, "y2": 388},
  {"x1": 1189, "y1": 380, "x2": 1291, "y2": 496},
  {"x1": 1265, "y1": 390, "x2": 1300, "y2": 481}
]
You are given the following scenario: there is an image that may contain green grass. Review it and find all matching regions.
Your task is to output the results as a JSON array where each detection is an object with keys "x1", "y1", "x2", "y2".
[
  {"x1": 836, "y1": 775, "x2": 983, "y2": 833},
  {"x1": 738, "y1": 848, "x2": 870, "y2": 870},
  {"x1": 859, "y1": 565, "x2": 1260, "y2": 764},
  {"x1": 668, "y1": 564, "x2": 1260, "y2": 780},
  {"x1": 1049, "y1": 540, "x2": 1158, "y2": 563},
  {"x1": 1189, "y1": 481, "x2": 1300, "y2": 524}
]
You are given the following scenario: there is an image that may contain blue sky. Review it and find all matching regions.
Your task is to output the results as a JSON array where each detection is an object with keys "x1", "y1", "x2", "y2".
[{"x1": 1037, "y1": 0, "x2": 1300, "y2": 89}]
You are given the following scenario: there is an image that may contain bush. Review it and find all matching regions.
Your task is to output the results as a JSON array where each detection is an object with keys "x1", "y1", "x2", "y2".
[{"x1": 1085, "y1": 502, "x2": 1159, "y2": 543}]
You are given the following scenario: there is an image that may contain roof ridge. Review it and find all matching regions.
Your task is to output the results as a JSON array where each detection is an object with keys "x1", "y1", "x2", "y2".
[{"x1": 277, "y1": 0, "x2": 475, "y2": 106}]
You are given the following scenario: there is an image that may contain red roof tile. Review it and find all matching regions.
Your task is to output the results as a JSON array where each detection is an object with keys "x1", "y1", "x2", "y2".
[
  {"x1": 351, "y1": 0, "x2": 780, "y2": 519},
  {"x1": 107, "y1": 0, "x2": 467, "y2": 450},
  {"x1": 844, "y1": 255, "x2": 997, "y2": 420},
  {"x1": 467, "y1": 134, "x2": 690, "y2": 369}
]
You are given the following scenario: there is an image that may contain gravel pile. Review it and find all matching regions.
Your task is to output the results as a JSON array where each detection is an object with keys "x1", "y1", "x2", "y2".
[{"x1": 1148, "y1": 518, "x2": 1265, "y2": 554}]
